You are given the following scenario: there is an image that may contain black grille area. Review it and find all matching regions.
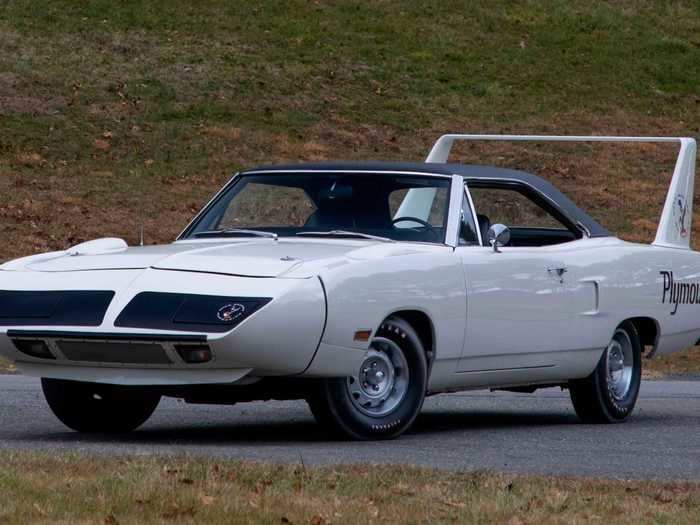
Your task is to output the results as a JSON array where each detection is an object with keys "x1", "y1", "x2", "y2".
[
  {"x1": 115, "y1": 292, "x2": 271, "y2": 333},
  {"x1": 0, "y1": 290, "x2": 114, "y2": 326},
  {"x1": 57, "y1": 340, "x2": 173, "y2": 364}
]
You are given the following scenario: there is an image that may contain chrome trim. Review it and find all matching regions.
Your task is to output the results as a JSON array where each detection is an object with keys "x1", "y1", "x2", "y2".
[
  {"x1": 445, "y1": 174, "x2": 464, "y2": 248},
  {"x1": 576, "y1": 220, "x2": 591, "y2": 238},
  {"x1": 487, "y1": 223, "x2": 510, "y2": 253},
  {"x1": 177, "y1": 172, "x2": 242, "y2": 240},
  {"x1": 240, "y1": 169, "x2": 453, "y2": 179},
  {"x1": 463, "y1": 184, "x2": 482, "y2": 246}
]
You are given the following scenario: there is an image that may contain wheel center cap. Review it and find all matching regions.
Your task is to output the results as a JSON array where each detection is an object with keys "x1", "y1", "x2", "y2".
[{"x1": 358, "y1": 354, "x2": 394, "y2": 398}]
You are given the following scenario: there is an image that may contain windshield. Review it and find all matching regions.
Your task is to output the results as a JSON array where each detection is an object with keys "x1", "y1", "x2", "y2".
[{"x1": 183, "y1": 172, "x2": 452, "y2": 244}]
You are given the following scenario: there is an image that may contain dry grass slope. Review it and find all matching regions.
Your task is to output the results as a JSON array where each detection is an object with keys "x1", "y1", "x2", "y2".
[
  {"x1": 1, "y1": 1, "x2": 699, "y2": 373},
  {"x1": 0, "y1": 453, "x2": 698, "y2": 524}
]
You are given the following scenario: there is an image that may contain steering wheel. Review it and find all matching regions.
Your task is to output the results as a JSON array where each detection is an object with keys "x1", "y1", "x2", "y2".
[{"x1": 391, "y1": 216, "x2": 439, "y2": 239}]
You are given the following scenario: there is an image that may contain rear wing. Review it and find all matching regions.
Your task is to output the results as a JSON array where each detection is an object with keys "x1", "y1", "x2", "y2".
[{"x1": 426, "y1": 134, "x2": 697, "y2": 250}]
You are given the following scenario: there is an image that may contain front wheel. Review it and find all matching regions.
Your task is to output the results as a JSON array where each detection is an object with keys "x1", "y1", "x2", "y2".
[
  {"x1": 569, "y1": 321, "x2": 642, "y2": 423},
  {"x1": 308, "y1": 317, "x2": 428, "y2": 440},
  {"x1": 42, "y1": 378, "x2": 161, "y2": 433}
]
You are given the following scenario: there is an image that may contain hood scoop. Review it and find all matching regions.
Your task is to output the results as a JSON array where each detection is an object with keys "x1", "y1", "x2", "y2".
[{"x1": 65, "y1": 237, "x2": 128, "y2": 256}]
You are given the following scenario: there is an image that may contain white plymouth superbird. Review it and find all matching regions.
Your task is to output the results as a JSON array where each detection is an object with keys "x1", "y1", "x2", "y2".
[{"x1": 0, "y1": 134, "x2": 697, "y2": 440}]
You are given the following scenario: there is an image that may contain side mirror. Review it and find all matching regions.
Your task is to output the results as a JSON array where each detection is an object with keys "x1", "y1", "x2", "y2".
[{"x1": 486, "y1": 224, "x2": 510, "y2": 252}]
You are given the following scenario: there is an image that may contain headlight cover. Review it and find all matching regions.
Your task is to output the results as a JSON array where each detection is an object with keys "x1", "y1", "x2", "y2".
[
  {"x1": 115, "y1": 292, "x2": 271, "y2": 333},
  {"x1": 0, "y1": 290, "x2": 114, "y2": 326}
]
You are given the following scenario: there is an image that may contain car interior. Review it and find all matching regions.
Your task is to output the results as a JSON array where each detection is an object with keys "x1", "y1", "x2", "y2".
[
  {"x1": 467, "y1": 181, "x2": 582, "y2": 247},
  {"x1": 192, "y1": 173, "x2": 452, "y2": 244}
]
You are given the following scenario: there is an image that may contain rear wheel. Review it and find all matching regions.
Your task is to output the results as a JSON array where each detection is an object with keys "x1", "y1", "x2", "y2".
[
  {"x1": 308, "y1": 317, "x2": 428, "y2": 440},
  {"x1": 569, "y1": 321, "x2": 642, "y2": 423},
  {"x1": 42, "y1": 378, "x2": 160, "y2": 433}
]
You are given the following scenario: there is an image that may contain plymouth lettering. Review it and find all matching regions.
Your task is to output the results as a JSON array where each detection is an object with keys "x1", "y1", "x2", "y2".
[{"x1": 660, "y1": 270, "x2": 700, "y2": 315}]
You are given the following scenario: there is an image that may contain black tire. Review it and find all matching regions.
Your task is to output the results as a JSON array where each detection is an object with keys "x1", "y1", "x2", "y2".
[
  {"x1": 42, "y1": 378, "x2": 161, "y2": 433},
  {"x1": 569, "y1": 321, "x2": 642, "y2": 423},
  {"x1": 308, "y1": 316, "x2": 428, "y2": 440}
]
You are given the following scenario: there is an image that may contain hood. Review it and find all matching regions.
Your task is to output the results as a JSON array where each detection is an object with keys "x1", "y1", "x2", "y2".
[{"x1": 6, "y1": 238, "x2": 433, "y2": 278}]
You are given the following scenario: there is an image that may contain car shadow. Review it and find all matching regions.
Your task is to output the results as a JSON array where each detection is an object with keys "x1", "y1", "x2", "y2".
[
  {"x1": 412, "y1": 409, "x2": 580, "y2": 434},
  {"x1": 12, "y1": 408, "x2": 587, "y2": 447}
]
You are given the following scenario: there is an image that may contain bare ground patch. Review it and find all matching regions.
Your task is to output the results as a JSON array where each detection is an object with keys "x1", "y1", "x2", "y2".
[{"x1": 0, "y1": 72, "x2": 68, "y2": 115}]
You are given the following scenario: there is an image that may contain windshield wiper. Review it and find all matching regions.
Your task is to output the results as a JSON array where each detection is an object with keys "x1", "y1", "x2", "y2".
[
  {"x1": 193, "y1": 229, "x2": 278, "y2": 240},
  {"x1": 296, "y1": 230, "x2": 394, "y2": 243}
]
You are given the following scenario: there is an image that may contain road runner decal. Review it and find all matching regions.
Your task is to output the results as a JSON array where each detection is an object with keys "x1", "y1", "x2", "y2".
[
  {"x1": 673, "y1": 194, "x2": 689, "y2": 238},
  {"x1": 660, "y1": 271, "x2": 700, "y2": 315}
]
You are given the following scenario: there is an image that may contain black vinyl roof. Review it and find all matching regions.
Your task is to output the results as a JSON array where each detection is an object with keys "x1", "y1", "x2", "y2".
[{"x1": 242, "y1": 161, "x2": 610, "y2": 237}]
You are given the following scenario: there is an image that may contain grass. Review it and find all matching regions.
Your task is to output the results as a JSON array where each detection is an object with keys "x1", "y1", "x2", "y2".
[
  {"x1": 646, "y1": 347, "x2": 700, "y2": 378},
  {"x1": 0, "y1": 453, "x2": 697, "y2": 524},
  {"x1": 0, "y1": 1, "x2": 700, "y2": 374}
]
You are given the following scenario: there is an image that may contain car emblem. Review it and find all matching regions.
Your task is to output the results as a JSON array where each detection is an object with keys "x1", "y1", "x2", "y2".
[
  {"x1": 673, "y1": 194, "x2": 688, "y2": 237},
  {"x1": 216, "y1": 303, "x2": 245, "y2": 322}
]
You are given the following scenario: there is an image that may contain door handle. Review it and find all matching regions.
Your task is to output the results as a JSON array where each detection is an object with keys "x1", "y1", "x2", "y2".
[{"x1": 547, "y1": 267, "x2": 568, "y2": 282}]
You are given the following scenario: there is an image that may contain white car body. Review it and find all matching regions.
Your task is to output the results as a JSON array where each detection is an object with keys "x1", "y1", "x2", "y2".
[{"x1": 1, "y1": 135, "x2": 698, "y2": 397}]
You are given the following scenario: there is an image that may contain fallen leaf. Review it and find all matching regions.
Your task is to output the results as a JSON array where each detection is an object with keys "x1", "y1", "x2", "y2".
[
  {"x1": 15, "y1": 152, "x2": 44, "y2": 167},
  {"x1": 93, "y1": 139, "x2": 110, "y2": 150},
  {"x1": 199, "y1": 494, "x2": 215, "y2": 505}
]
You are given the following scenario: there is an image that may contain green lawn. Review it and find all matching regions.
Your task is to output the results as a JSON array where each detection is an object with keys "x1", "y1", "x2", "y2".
[{"x1": 0, "y1": 453, "x2": 697, "y2": 524}]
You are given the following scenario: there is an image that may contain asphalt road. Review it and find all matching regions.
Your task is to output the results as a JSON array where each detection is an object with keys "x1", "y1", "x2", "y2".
[{"x1": 0, "y1": 375, "x2": 698, "y2": 481}]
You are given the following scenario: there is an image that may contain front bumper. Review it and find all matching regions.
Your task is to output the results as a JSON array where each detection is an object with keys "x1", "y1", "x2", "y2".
[{"x1": 0, "y1": 268, "x2": 333, "y2": 384}]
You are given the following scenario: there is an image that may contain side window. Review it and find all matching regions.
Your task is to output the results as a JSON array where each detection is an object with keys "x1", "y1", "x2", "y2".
[
  {"x1": 218, "y1": 183, "x2": 316, "y2": 229},
  {"x1": 469, "y1": 185, "x2": 578, "y2": 247}
]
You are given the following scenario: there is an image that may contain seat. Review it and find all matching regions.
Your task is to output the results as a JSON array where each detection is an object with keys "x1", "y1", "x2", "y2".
[
  {"x1": 304, "y1": 205, "x2": 355, "y2": 229},
  {"x1": 477, "y1": 214, "x2": 491, "y2": 246}
]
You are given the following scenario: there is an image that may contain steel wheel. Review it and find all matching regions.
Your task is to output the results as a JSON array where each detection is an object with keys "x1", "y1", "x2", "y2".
[
  {"x1": 346, "y1": 337, "x2": 410, "y2": 417},
  {"x1": 569, "y1": 321, "x2": 642, "y2": 423},
  {"x1": 606, "y1": 328, "x2": 634, "y2": 401},
  {"x1": 307, "y1": 316, "x2": 428, "y2": 440}
]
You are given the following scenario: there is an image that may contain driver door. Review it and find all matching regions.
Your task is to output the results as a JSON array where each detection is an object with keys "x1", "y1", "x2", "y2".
[{"x1": 457, "y1": 182, "x2": 591, "y2": 372}]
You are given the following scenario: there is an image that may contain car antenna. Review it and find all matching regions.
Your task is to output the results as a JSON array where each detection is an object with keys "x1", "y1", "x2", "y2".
[{"x1": 139, "y1": 222, "x2": 144, "y2": 246}]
